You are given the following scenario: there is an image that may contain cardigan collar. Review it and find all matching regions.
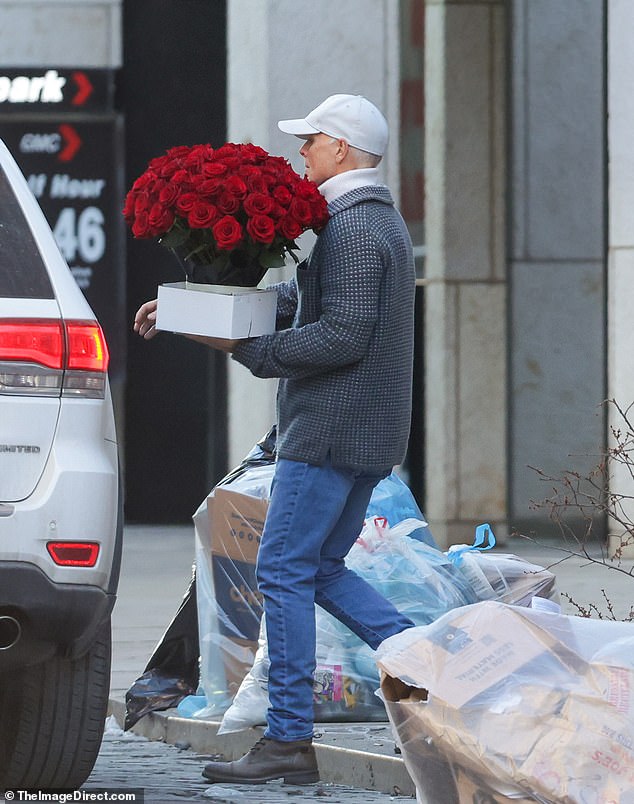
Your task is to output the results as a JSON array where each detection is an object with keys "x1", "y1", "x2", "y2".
[{"x1": 326, "y1": 183, "x2": 394, "y2": 216}]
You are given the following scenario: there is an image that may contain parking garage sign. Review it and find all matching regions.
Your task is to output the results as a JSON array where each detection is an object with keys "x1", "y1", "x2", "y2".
[
  {"x1": 0, "y1": 68, "x2": 125, "y2": 376},
  {"x1": 0, "y1": 68, "x2": 112, "y2": 113}
]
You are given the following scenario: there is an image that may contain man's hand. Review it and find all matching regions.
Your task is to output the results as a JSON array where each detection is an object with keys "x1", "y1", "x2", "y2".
[{"x1": 133, "y1": 299, "x2": 159, "y2": 339}]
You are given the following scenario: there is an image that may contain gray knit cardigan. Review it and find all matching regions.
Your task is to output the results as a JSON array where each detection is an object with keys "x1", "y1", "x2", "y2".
[{"x1": 231, "y1": 184, "x2": 415, "y2": 473}]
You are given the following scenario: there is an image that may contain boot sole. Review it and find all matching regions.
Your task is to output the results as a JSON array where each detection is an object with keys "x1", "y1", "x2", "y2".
[
  {"x1": 202, "y1": 769, "x2": 320, "y2": 785},
  {"x1": 283, "y1": 770, "x2": 320, "y2": 785}
]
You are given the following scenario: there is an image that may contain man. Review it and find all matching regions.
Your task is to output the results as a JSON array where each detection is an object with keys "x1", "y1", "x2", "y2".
[{"x1": 134, "y1": 94, "x2": 416, "y2": 786}]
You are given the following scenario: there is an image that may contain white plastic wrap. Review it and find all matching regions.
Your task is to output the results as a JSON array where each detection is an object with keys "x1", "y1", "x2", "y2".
[
  {"x1": 218, "y1": 521, "x2": 557, "y2": 734},
  {"x1": 189, "y1": 467, "x2": 432, "y2": 720},
  {"x1": 377, "y1": 600, "x2": 634, "y2": 803}
]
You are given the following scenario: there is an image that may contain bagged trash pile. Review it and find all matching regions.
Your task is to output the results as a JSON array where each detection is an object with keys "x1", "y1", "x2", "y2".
[
  {"x1": 188, "y1": 441, "x2": 436, "y2": 723},
  {"x1": 214, "y1": 518, "x2": 557, "y2": 733},
  {"x1": 179, "y1": 431, "x2": 555, "y2": 728},
  {"x1": 377, "y1": 600, "x2": 634, "y2": 803},
  {"x1": 124, "y1": 428, "x2": 557, "y2": 731}
]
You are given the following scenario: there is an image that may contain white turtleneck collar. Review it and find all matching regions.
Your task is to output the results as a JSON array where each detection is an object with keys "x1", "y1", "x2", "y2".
[{"x1": 318, "y1": 167, "x2": 381, "y2": 204}]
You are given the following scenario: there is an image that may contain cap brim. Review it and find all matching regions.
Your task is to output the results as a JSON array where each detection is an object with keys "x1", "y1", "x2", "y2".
[{"x1": 277, "y1": 117, "x2": 320, "y2": 138}]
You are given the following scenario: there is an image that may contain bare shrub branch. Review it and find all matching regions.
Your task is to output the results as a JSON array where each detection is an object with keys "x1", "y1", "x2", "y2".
[{"x1": 519, "y1": 399, "x2": 634, "y2": 619}]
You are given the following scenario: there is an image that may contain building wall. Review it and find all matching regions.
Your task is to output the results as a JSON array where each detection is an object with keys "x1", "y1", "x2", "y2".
[
  {"x1": 508, "y1": 0, "x2": 606, "y2": 535},
  {"x1": 2, "y1": 1, "x2": 623, "y2": 541},
  {"x1": 607, "y1": 0, "x2": 634, "y2": 554},
  {"x1": 0, "y1": 0, "x2": 121, "y2": 67}
]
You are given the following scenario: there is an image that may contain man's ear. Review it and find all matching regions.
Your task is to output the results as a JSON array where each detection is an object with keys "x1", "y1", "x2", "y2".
[{"x1": 335, "y1": 138, "x2": 350, "y2": 164}]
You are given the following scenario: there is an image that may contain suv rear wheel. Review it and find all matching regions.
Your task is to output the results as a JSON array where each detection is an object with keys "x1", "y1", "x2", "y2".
[{"x1": 0, "y1": 618, "x2": 111, "y2": 790}]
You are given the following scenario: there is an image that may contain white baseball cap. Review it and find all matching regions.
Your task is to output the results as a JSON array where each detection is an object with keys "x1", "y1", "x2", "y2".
[{"x1": 278, "y1": 94, "x2": 388, "y2": 157}]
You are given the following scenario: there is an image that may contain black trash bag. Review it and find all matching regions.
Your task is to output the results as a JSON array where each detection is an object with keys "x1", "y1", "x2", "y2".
[
  {"x1": 123, "y1": 427, "x2": 277, "y2": 730},
  {"x1": 124, "y1": 570, "x2": 199, "y2": 730},
  {"x1": 217, "y1": 425, "x2": 276, "y2": 487}
]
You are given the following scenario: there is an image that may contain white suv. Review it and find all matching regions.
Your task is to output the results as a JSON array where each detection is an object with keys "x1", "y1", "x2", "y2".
[{"x1": 0, "y1": 138, "x2": 121, "y2": 789}]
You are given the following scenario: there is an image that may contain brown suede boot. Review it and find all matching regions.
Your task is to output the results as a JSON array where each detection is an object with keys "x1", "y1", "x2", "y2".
[{"x1": 202, "y1": 736, "x2": 319, "y2": 785}]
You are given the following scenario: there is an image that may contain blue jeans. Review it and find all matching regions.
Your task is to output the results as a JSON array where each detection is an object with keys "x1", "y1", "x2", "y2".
[{"x1": 256, "y1": 457, "x2": 415, "y2": 741}]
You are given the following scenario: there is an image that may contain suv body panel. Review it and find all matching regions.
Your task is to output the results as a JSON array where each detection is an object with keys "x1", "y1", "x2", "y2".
[
  {"x1": 0, "y1": 561, "x2": 115, "y2": 671},
  {"x1": 0, "y1": 137, "x2": 120, "y2": 670}
]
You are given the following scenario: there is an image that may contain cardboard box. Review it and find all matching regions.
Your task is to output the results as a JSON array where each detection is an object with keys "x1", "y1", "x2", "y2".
[
  {"x1": 378, "y1": 602, "x2": 634, "y2": 803},
  {"x1": 208, "y1": 488, "x2": 268, "y2": 691},
  {"x1": 156, "y1": 281, "x2": 277, "y2": 339},
  {"x1": 379, "y1": 603, "x2": 552, "y2": 709}
]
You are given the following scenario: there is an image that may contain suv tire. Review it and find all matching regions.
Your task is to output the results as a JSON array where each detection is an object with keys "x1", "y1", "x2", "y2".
[{"x1": 0, "y1": 618, "x2": 111, "y2": 790}]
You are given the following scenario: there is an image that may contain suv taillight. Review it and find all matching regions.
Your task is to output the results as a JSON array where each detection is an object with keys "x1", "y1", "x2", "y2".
[
  {"x1": 0, "y1": 319, "x2": 109, "y2": 398},
  {"x1": 47, "y1": 541, "x2": 100, "y2": 567}
]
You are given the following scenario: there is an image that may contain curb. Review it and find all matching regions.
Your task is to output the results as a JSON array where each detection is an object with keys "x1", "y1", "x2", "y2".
[{"x1": 107, "y1": 698, "x2": 415, "y2": 797}]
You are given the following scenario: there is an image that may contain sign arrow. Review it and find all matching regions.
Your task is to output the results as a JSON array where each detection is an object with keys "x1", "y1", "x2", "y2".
[
  {"x1": 71, "y1": 71, "x2": 94, "y2": 106},
  {"x1": 58, "y1": 124, "x2": 82, "y2": 162}
]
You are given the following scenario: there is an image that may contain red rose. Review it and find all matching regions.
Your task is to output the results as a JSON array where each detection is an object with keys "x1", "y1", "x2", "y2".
[
  {"x1": 273, "y1": 185, "x2": 293, "y2": 207},
  {"x1": 224, "y1": 175, "x2": 248, "y2": 199},
  {"x1": 134, "y1": 192, "x2": 151, "y2": 215},
  {"x1": 166, "y1": 145, "x2": 191, "y2": 160},
  {"x1": 203, "y1": 161, "x2": 228, "y2": 177},
  {"x1": 241, "y1": 144, "x2": 268, "y2": 162},
  {"x1": 171, "y1": 169, "x2": 190, "y2": 186},
  {"x1": 244, "y1": 192, "x2": 274, "y2": 216},
  {"x1": 239, "y1": 165, "x2": 260, "y2": 178},
  {"x1": 246, "y1": 173, "x2": 269, "y2": 194},
  {"x1": 289, "y1": 197, "x2": 313, "y2": 227},
  {"x1": 268, "y1": 203, "x2": 286, "y2": 220},
  {"x1": 122, "y1": 192, "x2": 135, "y2": 224},
  {"x1": 213, "y1": 215, "x2": 243, "y2": 250},
  {"x1": 277, "y1": 216, "x2": 303, "y2": 241},
  {"x1": 246, "y1": 214, "x2": 276, "y2": 245},
  {"x1": 159, "y1": 183, "x2": 180, "y2": 206},
  {"x1": 132, "y1": 210, "x2": 150, "y2": 238},
  {"x1": 188, "y1": 200, "x2": 219, "y2": 229},
  {"x1": 148, "y1": 154, "x2": 170, "y2": 172},
  {"x1": 311, "y1": 201, "x2": 330, "y2": 230},
  {"x1": 132, "y1": 171, "x2": 157, "y2": 191},
  {"x1": 216, "y1": 191, "x2": 240, "y2": 215},
  {"x1": 295, "y1": 180, "x2": 323, "y2": 202},
  {"x1": 158, "y1": 160, "x2": 179, "y2": 179},
  {"x1": 197, "y1": 178, "x2": 223, "y2": 198},
  {"x1": 183, "y1": 145, "x2": 210, "y2": 170},
  {"x1": 149, "y1": 202, "x2": 174, "y2": 234},
  {"x1": 175, "y1": 192, "x2": 198, "y2": 215},
  {"x1": 213, "y1": 144, "x2": 239, "y2": 160}
]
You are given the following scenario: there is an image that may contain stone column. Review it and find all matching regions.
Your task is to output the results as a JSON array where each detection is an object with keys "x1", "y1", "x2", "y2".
[
  {"x1": 508, "y1": 0, "x2": 606, "y2": 540},
  {"x1": 226, "y1": 0, "x2": 401, "y2": 467},
  {"x1": 607, "y1": 0, "x2": 634, "y2": 556},
  {"x1": 424, "y1": 0, "x2": 507, "y2": 548}
]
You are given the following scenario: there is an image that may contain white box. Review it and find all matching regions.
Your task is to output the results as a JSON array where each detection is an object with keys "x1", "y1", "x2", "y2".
[{"x1": 156, "y1": 282, "x2": 277, "y2": 339}]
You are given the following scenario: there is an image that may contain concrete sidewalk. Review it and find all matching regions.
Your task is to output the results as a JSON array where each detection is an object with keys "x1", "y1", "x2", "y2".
[{"x1": 109, "y1": 523, "x2": 634, "y2": 796}]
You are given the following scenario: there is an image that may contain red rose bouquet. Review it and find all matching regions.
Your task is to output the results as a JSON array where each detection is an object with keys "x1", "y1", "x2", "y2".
[{"x1": 123, "y1": 142, "x2": 329, "y2": 287}]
